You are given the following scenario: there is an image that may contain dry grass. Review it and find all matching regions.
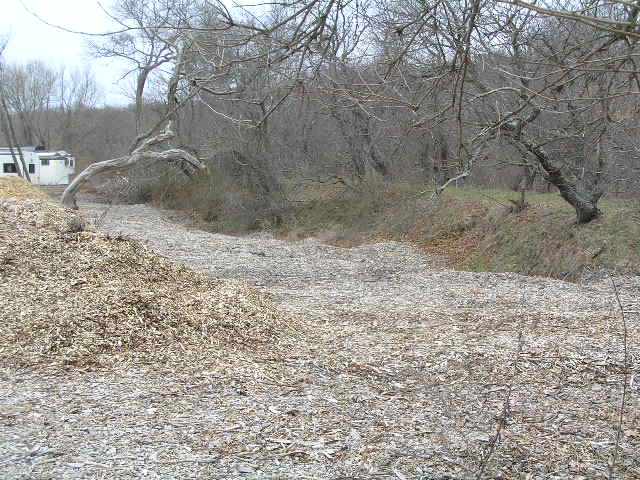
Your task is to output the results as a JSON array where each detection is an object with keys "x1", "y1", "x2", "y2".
[
  {"x1": 275, "y1": 180, "x2": 640, "y2": 280},
  {"x1": 462, "y1": 202, "x2": 640, "y2": 279}
]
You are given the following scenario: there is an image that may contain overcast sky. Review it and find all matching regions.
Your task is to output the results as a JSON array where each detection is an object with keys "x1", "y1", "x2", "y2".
[{"x1": 2, "y1": 0, "x2": 130, "y2": 106}]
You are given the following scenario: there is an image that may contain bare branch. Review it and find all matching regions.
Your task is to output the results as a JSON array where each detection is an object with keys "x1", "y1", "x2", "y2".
[{"x1": 61, "y1": 123, "x2": 208, "y2": 210}]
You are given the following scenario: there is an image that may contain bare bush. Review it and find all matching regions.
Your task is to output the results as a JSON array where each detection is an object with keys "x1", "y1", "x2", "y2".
[{"x1": 131, "y1": 149, "x2": 285, "y2": 232}]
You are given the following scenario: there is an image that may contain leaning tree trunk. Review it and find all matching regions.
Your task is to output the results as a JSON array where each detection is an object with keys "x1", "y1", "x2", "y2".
[
  {"x1": 61, "y1": 123, "x2": 208, "y2": 210},
  {"x1": 520, "y1": 136, "x2": 602, "y2": 224},
  {"x1": 500, "y1": 108, "x2": 602, "y2": 224},
  {"x1": 0, "y1": 104, "x2": 21, "y2": 178}
]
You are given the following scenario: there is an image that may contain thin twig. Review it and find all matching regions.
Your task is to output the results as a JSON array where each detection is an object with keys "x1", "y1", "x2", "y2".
[
  {"x1": 608, "y1": 274, "x2": 630, "y2": 480},
  {"x1": 476, "y1": 324, "x2": 525, "y2": 479}
]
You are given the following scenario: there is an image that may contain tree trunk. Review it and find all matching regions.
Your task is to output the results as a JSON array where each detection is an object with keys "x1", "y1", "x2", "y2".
[
  {"x1": 352, "y1": 108, "x2": 388, "y2": 177},
  {"x1": 432, "y1": 131, "x2": 449, "y2": 185},
  {"x1": 0, "y1": 94, "x2": 30, "y2": 182},
  {"x1": 519, "y1": 136, "x2": 601, "y2": 224},
  {"x1": 62, "y1": 124, "x2": 208, "y2": 209},
  {"x1": 166, "y1": 46, "x2": 186, "y2": 139},
  {"x1": 0, "y1": 121, "x2": 22, "y2": 179},
  {"x1": 330, "y1": 104, "x2": 388, "y2": 180},
  {"x1": 134, "y1": 68, "x2": 152, "y2": 135}
]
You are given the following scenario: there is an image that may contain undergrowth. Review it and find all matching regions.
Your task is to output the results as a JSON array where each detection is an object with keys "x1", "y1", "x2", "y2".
[
  {"x1": 123, "y1": 161, "x2": 285, "y2": 233},
  {"x1": 275, "y1": 182, "x2": 639, "y2": 280},
  {"x1": 148, "y1": 175, "x2": 639, "y2": 281}
]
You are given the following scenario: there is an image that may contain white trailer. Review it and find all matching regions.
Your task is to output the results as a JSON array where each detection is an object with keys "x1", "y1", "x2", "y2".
[{"x1": 0, "y1": 146, "x2": 76, "y2": 185}]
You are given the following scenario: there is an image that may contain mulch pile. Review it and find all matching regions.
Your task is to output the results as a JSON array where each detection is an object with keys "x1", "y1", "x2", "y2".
[
  {"x1": 0, "y1": 178, "x2": 296, "y2": 369},
  {"x1": 0, "y1": 176, "x2": 53, "y2": 201}
]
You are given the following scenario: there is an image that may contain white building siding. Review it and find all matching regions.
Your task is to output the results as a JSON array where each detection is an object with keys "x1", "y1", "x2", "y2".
[{"x1": 0, "y1": 147, "x2": 75, "y2": 185}]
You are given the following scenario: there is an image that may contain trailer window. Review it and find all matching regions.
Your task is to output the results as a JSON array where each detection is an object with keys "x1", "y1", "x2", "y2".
[
  {"x1": 3, "y1": 163, "x2": 17, "y2": 173},
  {"x1": 28, "y1": 164, "x2": 35, "y2": 174},
  {"x1": 40, "y1": 158, "x2": 49, "y2": 166}
]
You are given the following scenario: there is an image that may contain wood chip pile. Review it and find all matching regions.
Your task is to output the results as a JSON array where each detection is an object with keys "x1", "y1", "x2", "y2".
[
  {"x1": 0, "y1": 178, "x2": 296, "y2": 369},
  {"x1": 0, "y1": 176, "x2": 52, "y2": 201}
]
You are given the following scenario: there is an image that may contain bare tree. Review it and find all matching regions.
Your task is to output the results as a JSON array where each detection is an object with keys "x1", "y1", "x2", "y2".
[
  {"x1": 468, "y1": 4, "x2": 640, "y2": 222},
  {"x1": 1, "y1": 60, "x2": 57, "y2": 146},
  {"x1": 88, "y1": 0, "x2": 198, "y2": 135},
  {"x1": 0, "y1": 35, "x2": 30, "y2": 182},
  {"x1": 57, "y1": 66, "x2": 100, "y2": 148},
  {"x1": 18, "y1": 0, "x2": 640, "y2": 222}
]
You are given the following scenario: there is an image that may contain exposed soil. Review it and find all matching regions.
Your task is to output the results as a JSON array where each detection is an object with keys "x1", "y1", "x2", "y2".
[{"x1": 1, "y1": 194, "x2": 639, "y2": 479}]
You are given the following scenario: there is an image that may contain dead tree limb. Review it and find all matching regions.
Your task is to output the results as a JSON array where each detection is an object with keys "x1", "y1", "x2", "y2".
[
  {"x1": 431, "y1": 170, "x2": 470, "y2": 200},
  {"x1": 61, "y1": 123, "x2": 208, "y2": 210}
]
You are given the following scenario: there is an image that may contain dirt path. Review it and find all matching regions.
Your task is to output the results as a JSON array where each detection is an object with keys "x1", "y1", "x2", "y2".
[{"x1": 2, "y1": 199, "x2": 639, "y2": 479}]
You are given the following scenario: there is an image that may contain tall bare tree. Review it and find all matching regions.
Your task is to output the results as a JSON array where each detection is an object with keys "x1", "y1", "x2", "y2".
[
  {"x1": 88, "y1": 0, "x2": 199, "y2": 135},
  {"x1": 0, "y1": 35, "x2": 30, "y2": 182},
  {"x1": 1, "y1": 60, "x2": 57, "y2": 146}
]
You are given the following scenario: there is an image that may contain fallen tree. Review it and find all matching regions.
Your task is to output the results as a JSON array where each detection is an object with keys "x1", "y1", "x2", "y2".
[{"x1": 61, "y1": 123, "x2": 208, "y2": 210}]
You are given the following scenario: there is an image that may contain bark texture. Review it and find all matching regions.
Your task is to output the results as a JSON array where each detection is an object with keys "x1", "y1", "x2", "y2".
[
  {"x1": 61, "y1": 124, "x2": 208, "y2": 210},
  {"x1": 519, "y1": 137, "x2": 602, "y2": 224},
  {"x1": 501, "y1": 108, "x2": 602, "y2": 224}
]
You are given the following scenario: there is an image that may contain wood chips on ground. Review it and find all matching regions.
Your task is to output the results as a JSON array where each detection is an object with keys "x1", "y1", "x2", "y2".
[
  {"x1": 0, "y1": 176, "x2": 52, "y2": 201},
  {"x1": 1, "y1": 178, "x2": 639, "y2": 479}
]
